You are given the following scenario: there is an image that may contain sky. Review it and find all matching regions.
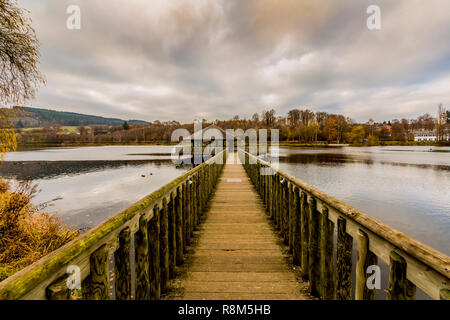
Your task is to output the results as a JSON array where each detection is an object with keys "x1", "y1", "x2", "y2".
[{"x1": 18, "y1": 0, "x2": 450, "y2": 123}]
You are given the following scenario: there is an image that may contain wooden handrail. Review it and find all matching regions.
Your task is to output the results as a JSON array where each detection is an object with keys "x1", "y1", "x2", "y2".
[
  {"x1": 239, "y1": 148, "x2": 449, "y2": 300},
  {"x1": 0, "y1": 149, "x2": 227, "y2": 300}
]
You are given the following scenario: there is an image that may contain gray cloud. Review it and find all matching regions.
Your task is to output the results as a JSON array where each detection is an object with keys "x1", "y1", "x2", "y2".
[{"x1": 18, "y1": 0, "x2": 450, "y2": 122}]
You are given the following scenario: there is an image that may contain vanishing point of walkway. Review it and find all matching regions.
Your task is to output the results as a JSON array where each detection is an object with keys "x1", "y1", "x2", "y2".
[{"x1": 175, "y1": 153, "x2": 309, "y2": 300}]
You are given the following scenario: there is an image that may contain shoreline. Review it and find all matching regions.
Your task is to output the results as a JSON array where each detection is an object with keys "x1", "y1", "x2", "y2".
[{"x1": 17, "y1": 141, "x2": 450, "y2": 150}]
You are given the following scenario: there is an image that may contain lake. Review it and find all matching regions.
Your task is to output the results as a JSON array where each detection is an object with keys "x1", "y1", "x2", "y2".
[
  {"x1": 2, "y1": 145, "x2": 449, "y2": 299},
  {"x1": 1, "y1": 146, "x2": 189, "y2": 230}
]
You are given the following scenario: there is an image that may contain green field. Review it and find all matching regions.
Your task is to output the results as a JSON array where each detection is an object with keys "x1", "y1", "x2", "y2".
[{"x1": 20, "y1": 126, "x2": 88, "y2": 133}]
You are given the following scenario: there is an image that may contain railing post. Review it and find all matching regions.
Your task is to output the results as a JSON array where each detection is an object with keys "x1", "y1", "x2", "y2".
[
  {"x1": 292, "y1": 186, "x2": 301, "y2": 266},
  {"x1": 356, "y1": 229, "x2": 377, "y2": 300},
  {"x1": 320, "y1": 207, "x2": 335, "y2": 300},
  {"x1": 202, "y1": 168, "x2": 206, "y2": 209},
  {"x1": 190, "y1": 178, "x2": 194, "y2": 237},
  {"x1": 277, "y1": 175, "x2": 282, "y2": 231},
  {"x1": 257, "y1": 162, "x2": 262, "y2": 196},
  {"x1": 168, "y1": 192, "x2": 176, "y2": 278},
  {"x1": 188, "y1": 180, "x2": 193, "y2": 242},
  {"x1": 265, "y1": 170, "x2": 269, "y2": 209},
  {"x1": 160, "y1": 198, "x2": 169, "y2": 293},
  {"x1": 282, "y1": 181, "x2": 289, "y2": 245},
  {"x1": 176, "y1": 186, "x2": 184, "y2": 265},
  {"x1": 308, "y1": 198, "x2": 321, "y2": 297},
  {"x1": 271, "y1": 172, "x2": 275, "y2": 220},
  {"x1": 279, "y1": 178, "x2": 285, "y2": 236},
  {"x1": 149, "y1": 206, "x2": 160, "y2": 299},
  {"x1": 288, "y1": 183, "x2": 294, "y2": 252},
  {"x1": 114, "y1": 227, "x2": 131, "y2": 300},
  {"x1": 300, "y1": 192, "x2": 309, "y2": 279},
  {"x1": 183, "y1": 182, "x2": 189, "y2": 249},
  {"x1": 195, "y1": 173, "x2": 200, "y2": 226},
  {"x1": 208, "y1": 164, "x2": 212, "y2": 193},
  {"x1": 199, "y1": 169, "x2": 204, "y2": 210},
  {"x1": 275, "y1": 175, "x2": 281, "y2": 230},
  {"x1": 270, "y1": 174, "x2": 275, "y2": 221},
  {"x1": 204, "y1": 167, "x2": 207, "y2": 206},
  {"x1": 387, "y1": 251, "x2": 416, "y2": 300},
  {"x1": 89, "y1": 244, "x2": 110, "y2": 300},
  {"x1": 135, "y1": 217, "x2": 150, "y2": 300},
  {"x1": 268, "y1": 170, "x2": 273, "y2": 218},
  {"x1": 336, "y1": 217, "x2": 353, "y2": 300}
]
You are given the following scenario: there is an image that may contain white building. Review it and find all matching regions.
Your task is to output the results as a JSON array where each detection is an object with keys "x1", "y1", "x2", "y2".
[{"x1": 414, "y1": 132, "x2": 437, "y2": 142}]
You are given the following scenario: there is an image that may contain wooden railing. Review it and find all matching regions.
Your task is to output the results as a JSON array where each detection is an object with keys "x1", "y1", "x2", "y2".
[
  {"x1": 238, "y1": 149, "x2": 450, "y2": 300},
  {"x1": 0, "y1": 150, "x2": 227, "y2": 300}
]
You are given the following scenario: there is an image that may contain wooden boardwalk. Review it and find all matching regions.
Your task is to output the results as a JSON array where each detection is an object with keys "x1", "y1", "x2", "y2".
[
  {"x1": 176, "y1": 153, "x2": 309, "y2": 300},
  {"x1": 2, "y1": 148, "x2": 448, "y2": 301}
]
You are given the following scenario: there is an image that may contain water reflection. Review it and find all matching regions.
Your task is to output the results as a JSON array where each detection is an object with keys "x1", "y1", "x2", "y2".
[
  {"x1": 2, "y1": 146, "x2": 189, "y2": 230},
  {"x1": 278, "y1": 147, "x2": 450, "y2": 255},
  {"x1": 0, "y1": 159, "x2": 175, "y2": 180}
]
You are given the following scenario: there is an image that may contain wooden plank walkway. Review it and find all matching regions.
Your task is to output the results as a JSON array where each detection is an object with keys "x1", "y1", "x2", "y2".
[{"x1": 173, "y1": 152, "x2": 310, "y2": 300}]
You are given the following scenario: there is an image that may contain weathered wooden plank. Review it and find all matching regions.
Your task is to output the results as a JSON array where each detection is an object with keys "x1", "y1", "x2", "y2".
[
  {"x1": 176, "y1": 153, "x2": 309, "y2": 301},
  {"x1": 387, "y1": 251, "x2": 416, "y2": 300},
  {"x1": 283, "y1": 181, "x2": 289, "y2": 245},
  {"x1": 160, "y1": 198, "x2": 169, "y2": 293},
  {"x1": 308, "y1": 198, "x2": 321, "y2": 297},
  {"x1": 114, "y1": 227, "x2": 131, "y2": 300},
  {"x1": 176, "y1": 186, "x2": 184, "y2": 265},
  {"x1": 168, "y1": 192, "x2": 176, "y2": 278},
  {"x1": 185, "y1": 182, "x2": 191, "y2": 247},
  {"x1": 288, "y1": 183, "x2": 294, "y2": 253},
  {"x1": 336, "y1": 217, "x2": 353, "y2": 300},
  {"x1": 134, "y1": 217, "x2": 150, "y2": 300},
  {"x1": 300, "y1": 192, "x2": 309, "y2": 279},
  {"x1": 292, "y1": 186, "x2": 301, "y2": 266},
  {"x1": 277, "y1": 175, "x2": 282, "y2": 230},
  {"x1": 355, "y1": 229, "x2": 377, "y2": 300},
  {"x1": 88, "y1": 244, "x2": 109, "y2": 300},
  {"x1": 149, "y1": 206, "x2": 161, "y2": 299},
  {"x1": 323, "y1": 202, "x2": 448, "y2": 300},
  {"x1": 320, "y1": 206, "x2": 335, "y2": 300},
  {"x1": 183, "y1": 182, "x2": 189, "y2": 250}
]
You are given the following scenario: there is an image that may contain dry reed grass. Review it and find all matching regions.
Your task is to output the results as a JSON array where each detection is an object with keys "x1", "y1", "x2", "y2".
[{"x1": 0, "y1": 178, "x2": 78, "y2": 281}]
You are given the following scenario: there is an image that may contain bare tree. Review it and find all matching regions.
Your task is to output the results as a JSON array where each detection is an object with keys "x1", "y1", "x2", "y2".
[
  {"x1": 287, "y1": 109, "x2": 301, "y2": 127},
  {"x1": 1, "y1": 0, "x2": 45, "y2": 104},
  {"x1": 262, "y1": 109, "x2": 276, "y2": 127},
  {"x1": 0, "y1": 0, "x2": 45, "y2": 159},
  {"x1": 436, "y1": 104, "x2": 446, "y2": 142}
]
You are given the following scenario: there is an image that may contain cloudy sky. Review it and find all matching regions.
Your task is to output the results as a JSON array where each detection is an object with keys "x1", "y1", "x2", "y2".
[{"x1": 18, "y1": 0, "x2": 450, "y2": 123}]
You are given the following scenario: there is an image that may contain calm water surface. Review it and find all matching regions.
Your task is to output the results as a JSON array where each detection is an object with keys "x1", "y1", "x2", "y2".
[
  {"x1": 2, "y1": 146, "x2": 188, "y2": 229},
  {"x1": 277, "y1": 146, "x2": 450, "y2": 255}
]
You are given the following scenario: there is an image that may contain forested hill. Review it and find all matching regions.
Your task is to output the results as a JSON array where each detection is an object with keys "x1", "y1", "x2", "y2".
[{"x1": 10, "y1": 106, "x2": 149, "y2": 128}]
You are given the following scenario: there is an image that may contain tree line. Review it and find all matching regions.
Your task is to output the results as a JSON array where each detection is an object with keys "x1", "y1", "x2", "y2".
[{"x1": 16, "y1": 105, "x2": 449, "y2": 146}]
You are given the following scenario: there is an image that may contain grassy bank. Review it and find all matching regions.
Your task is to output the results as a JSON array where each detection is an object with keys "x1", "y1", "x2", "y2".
[{"x1": 0, "y1": 179, "x2": 78, "y2": 282}]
